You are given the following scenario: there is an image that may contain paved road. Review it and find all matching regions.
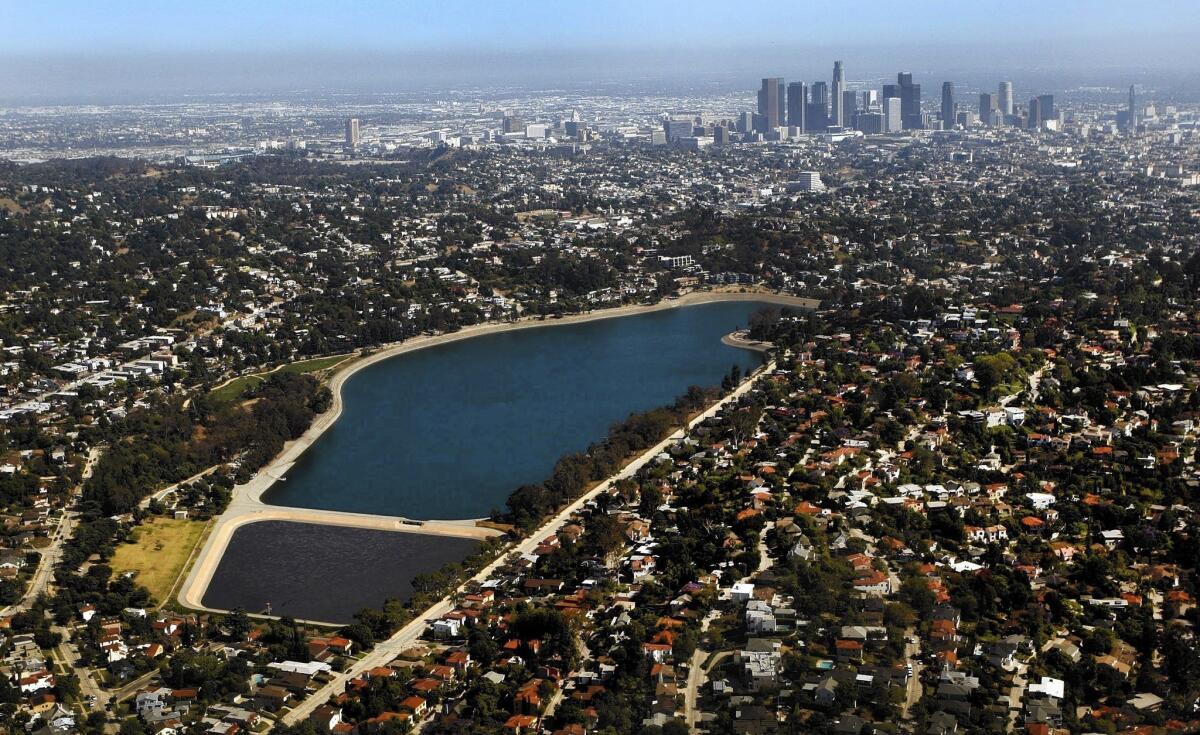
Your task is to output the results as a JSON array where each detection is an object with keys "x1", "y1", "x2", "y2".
[
  {"x1": 281, "y1": 362, "x2": 775, "y2": 726},
  {"x1": 110, "y1": 668, "x2": 161, "y2": 703},
  {"x1": 1000, "y1": 363, "x2": 1050, "y2": 407},
  {"x1": 1, "y1": 447, "x2": 102, "y2": 616},
  {"x1": 682, "y1": 611, "x2": 720, "y2": 730},
  {"x1": 138, "y1": 464, "x2": 224, "y2": 510},
  {"x1": 1006, "y1": 662, "x2": 1029, "y2": 733},
  {"x1": 682, "y1": 521, "x2": 775, "y2": 731},
  {"x1": 1, "y1": 512, "x2": 76, "y2": 615},
  {"x1": 54, "y1": 630, "x2": 109, "y2": 712},
  {"x1": 900, "y1": 629, "x2": 923, "y2": 719}
]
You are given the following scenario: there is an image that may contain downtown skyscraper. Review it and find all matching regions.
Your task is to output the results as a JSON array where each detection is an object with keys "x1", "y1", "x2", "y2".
[
  {"x1": 809, "y1": 81, "x2": 830, "y2": 131},
  {"x1": 899, "y1": 73, "x2": 922, "y2": 129},
  {"x1": 999, "y1": 81, "x2": 1014, "y2": 117},
  {"x1": 787, "y1": 81, "x2": 807, "y2": 131},
  {"x1": 941, "y1": 82, "x2": 956, "y2": 129},
  {"x1": 979, "y1": 93, "x2": 996, "y2": 125},
  {"x1": 831, "y1": 61, "x2": 846, "y2": 128},
  {"x1": 756, "y1": 77, "x2": 783, "y2": 133},
  {"x1": 1128, "y1": 84, "x2": 1138, "y2": 132}
]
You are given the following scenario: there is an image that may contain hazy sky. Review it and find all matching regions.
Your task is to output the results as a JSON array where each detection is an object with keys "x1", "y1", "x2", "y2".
[{"x1": 2, "y1": 0, "x2": 1199, "y2": 101}]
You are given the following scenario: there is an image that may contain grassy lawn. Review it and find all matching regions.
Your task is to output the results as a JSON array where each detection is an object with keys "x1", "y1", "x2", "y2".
[
  {"x1": 110, "y1": 518, "x2": 208, "y2": 605},
  {"x1": 208, "y1": 354, "x2": 352, "y2": 404}
]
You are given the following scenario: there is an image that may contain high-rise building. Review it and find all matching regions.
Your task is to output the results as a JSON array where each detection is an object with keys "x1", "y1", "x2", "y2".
[
  {"x1": 883, "y1": 97, "x2": 902, "y2": 133},
  {"x1": 841, "y1": 90, "x2": 857, "y2": 125},
  {"x1": 737, "y1": 111, "x2": 754, "y2": 133},
  {"x1": 861, "y1": 90, "x2": 879, "y2": 109},
  {"x1": 999, "y1": 81, "x2": 1014, "y2": 116},
  {"x1": 1039, "y1": 94, "x2": 1055, "y2": 122},
  {"x1": 1027, "y1": 94, "x2": 1056, "y2": 129},
  {"x1": 1128, "y1": 84, "x2": 1138, "y2": 132},
  {"x1": 757, "y1": 78, "x2": 783, "y2": 133},
  {"x1": 831, "y1": 61, "x2": 846, "y2": 128},
  {"x1": 808, "y1": 81, "x2": 830, "y2": 130},
  {"x1": 979, "y1": 93, "x2": 996, "y2": 125},
  {"x1": 345, "y1": 118, "x2": 361, "y2": 149},
  {"x1": 941, "y1": 82, "x2": 956, "y2": 130},
  {"x1": 787, "y1": 82, "x2": 807, "y2": 131},
  {"x1": 897, "y1": 73, "x2": 922, "y2": 130}
]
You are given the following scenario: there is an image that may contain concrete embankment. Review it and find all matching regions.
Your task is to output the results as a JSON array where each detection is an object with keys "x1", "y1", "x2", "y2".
[{"x1": 176, "y1": 507, "x2": 500, "y2": 621}]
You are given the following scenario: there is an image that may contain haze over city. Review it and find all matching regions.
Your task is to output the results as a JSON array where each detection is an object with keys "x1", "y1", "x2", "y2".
[{"x1": 3, "y1": 0, "x2": 1200, "y2": 101}]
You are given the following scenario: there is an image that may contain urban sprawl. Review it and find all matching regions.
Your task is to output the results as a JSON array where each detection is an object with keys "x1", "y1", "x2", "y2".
[{"x1": 0, "y1": 62, "x2": 1197, "y2": 735}]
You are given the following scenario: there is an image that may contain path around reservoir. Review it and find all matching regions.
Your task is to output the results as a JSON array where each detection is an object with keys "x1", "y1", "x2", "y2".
[
  {"x1": 178, "y1": 290, "x2": 814, "y2": 618},
  {"x1": 279, "y1": 355, "x2": 777, "y2": 725}
]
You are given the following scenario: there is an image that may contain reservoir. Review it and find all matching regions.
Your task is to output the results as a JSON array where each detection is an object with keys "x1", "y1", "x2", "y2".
[
  {"x1": 201, "y1": 521, "x2": 480, "y2": 624},
  {"x1": 265, "y1": 300, "x2": 770, "y2": 520}
]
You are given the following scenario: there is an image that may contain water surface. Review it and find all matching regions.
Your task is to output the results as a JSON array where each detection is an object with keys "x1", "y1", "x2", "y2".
[
  {"x1": 266, "y1": 301, "x2": 768, "y2": 519},
  {"x1": 202, "y1": 521, "x2": 480, "y2": 623}
]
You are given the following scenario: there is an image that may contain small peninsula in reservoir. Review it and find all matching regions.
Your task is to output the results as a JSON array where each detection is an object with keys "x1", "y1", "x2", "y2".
[{"x1": 264, "y1": 300, "x2": 771, "y2": 519}]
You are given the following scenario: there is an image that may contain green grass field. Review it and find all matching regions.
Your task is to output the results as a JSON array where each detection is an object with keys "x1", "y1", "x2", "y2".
[
  {"x1": 208, "y1": 354, "x2": 352, "y2": 403},
  {"x1": 110, "y1": 518, "x2": 209, "y2": 605}
]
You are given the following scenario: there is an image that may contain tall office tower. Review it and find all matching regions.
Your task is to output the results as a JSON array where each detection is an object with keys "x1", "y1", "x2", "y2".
[
  {"x1": 1036, "y1": 94, "x2": 1055, "y2": 126},
  {"x1": 757, "y1": 77, "x2": 783, "y2": 133},
  {"x1": 1027, "y1": 97, "x2": 1042, "y2": 128},
  {"x1": 941, "y1": 82, "x2": 956, "y2": 129},
  {"x1": 831, "y1": 61, "x2": 846, "y2": 127},
  {"x1": 787, "y1": 81, "x2": 808, "y2": 131},
  {"x1": 808, "y1": 81, "x2": 830, "y2": 130},
  {"x1": 841, "y1": 91, "x2": 858, "y2": 124},
  {"x1": 883, "y1": 97, "x2": 902, "y2": 132},
  {"x1": 897, "y1": 73, "x2": 922, "y2": 130},
  {"x1": 1128, "y1": 84, "x2": 1138, "y2": 131},
  {"x1": 737, "y1": 111, "x2": 754, "y2": 133},
  {"x1": 882, "y1": 84, "x2": 899, "y2": 118},
  {"x1": 344, "y1": 118, "x2": 361, "y2": 149},
  {"x1": 861, "y1": 90, "x2": 879, "y2": 109},
  {"x1": 999, "y1": 81, "x2": 1014, "y2": 116},
  {"x1": 979, "y1": 93, "x2": 996, "y2": 125},
  {"x1": 777, "y1": 80, "x2": 787, "y2": 126}
]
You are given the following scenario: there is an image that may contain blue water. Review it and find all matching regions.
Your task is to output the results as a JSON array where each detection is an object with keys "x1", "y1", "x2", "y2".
[{"x1": 264, "y1": 301, "x2": 769, "y2": 519}]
